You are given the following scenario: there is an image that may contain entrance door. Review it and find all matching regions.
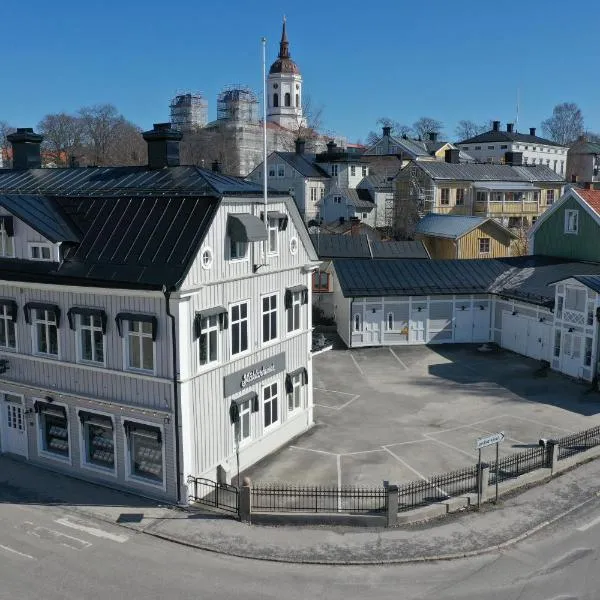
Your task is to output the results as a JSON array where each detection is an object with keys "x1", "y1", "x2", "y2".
[
  {"x1": 2, "y1": 395, "x2": 27, "y2": 457},
  {"x1": 472, "y1": 304, "x2": 491, "y2": 343},
  {"x1": 364, "y1": 308, "x2": 382, "y2": 345},
  {"x1": 410, "y1": 309, "x2": 427, "y2": 343},
  {"x1": 562, "y1": 332, "x2": 583, "y2": 378},
  {"x1": 454, "y1": 307, "x2": 473, "y2": 342},
  {"x1": 525, "y1": 321, "x2": 553, "y2": 362}
]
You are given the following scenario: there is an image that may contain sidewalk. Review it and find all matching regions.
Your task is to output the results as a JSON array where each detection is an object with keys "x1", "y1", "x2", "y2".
[{"x1": 1, "y1": 454, "x2": 599, "y2": 565}]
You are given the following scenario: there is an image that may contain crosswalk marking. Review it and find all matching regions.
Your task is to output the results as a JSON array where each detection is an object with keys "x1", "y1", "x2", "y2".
[
  {"x1": 54, "y1": 518, "x2": 129, "y2": 543},
  {"x1": 0, "y1": 544, "x2": 35, "y2": 560}
]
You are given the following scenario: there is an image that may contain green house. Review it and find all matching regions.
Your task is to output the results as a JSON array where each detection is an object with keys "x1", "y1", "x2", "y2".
[{"x1": 530, "y1": 187, "x2": 600, "y2": 262}]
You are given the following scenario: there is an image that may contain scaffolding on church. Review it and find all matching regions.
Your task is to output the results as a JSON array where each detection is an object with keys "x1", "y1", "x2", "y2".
[
  {"x1": 170, "y1": 92, "x2": 208, "y2": 132},
  {"x1": 217, "y1": 85, "x2": 259, "y2": 123}
]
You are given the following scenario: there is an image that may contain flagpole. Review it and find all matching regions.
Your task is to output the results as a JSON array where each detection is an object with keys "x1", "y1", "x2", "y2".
[{"x1": 262, "y1": 36, "x2": 268, "y2": 261}]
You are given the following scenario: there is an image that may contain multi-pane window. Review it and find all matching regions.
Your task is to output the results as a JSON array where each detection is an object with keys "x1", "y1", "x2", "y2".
[
  {"x1": 263, "y1": 382, "x2": 279, "y2": 429},
  {"x1": 0, "y1": 221, "x2": 14, "y2": 257},
  {"x1": 313, "y1": 271, "x2": 329, "y2": 292},
  {"x1": 126, "y1": 423, "x2": 163, "y2": 483},
  {"x1": 127, "y1": 320, "x2": 154, "y2": 371},
  {"x1": 267, "y1": 218, "x2": 278, "y2": 254},
  {"x1": 237, "y1": 399, "x2": 251, "y2": 442},
  {"x1": 440, "y1": 188, "x2": 450, "y2": 205},
  {"x1": 456, "y1": 188, "x2": 465, "y2": 206},
  {"x1": 277, "y1": 164, "x2": 285, "y2": 177},
  {"x1": 81, "y1": 413, "x2": 114, "y2": 470},
  {"x1": 546, "y1": 190, "x2": 555, "y2": 205},
  {"x1": 230, "y1": 302, "x2": 248, "y2": 356},
  {"x1": 350, "y1": 166, "x2": 356, "y2": 176},
  {"x1": 585, "y1": 337, "x2": 593, "y2": 367},
  {"x1": 362, "y1": 166, "x2": 368, "y2": 177},
  {"x1": 476, "y1": 191, "x2": 487, "y2": 203},
  {"x1": 554, "y1": 330, "x2": 561, "y2": 358},
  {"x1": 39, "y1": 405, "x2": 69, "y2": 458},
  {"x1": 479, "y1": 238, "x2": 490, "y2": 253},
  {"x1": 564, "y1": 209, "x2": 579, "y2": 234},
  {"x1": 79, "y1": 314, "x2": 104, "y2": 364},
  {"x1": 310, "y1": 188, "x2": 318, "y2": 203},
  {"x1": 333, "y1": 196, "x2": 342, "y2": 204},
  {"x1": 287, "y1": 291, "x2": 302, "y2": 333},
  {"x1": 30, "y1": 244, "x2": 52, "y2": 261},
  {"x1": 387, "y1": 313, "x2": 394, "y2": 331},
  {"x1": 331, "y1": 164, "x2": 338, "y2": 176},
  {"x1": 262, "y1": 294, "x2": 278, "y2": 343},
  {"x1": 268, "y1": 165, "x2": 276, "y2": 177},
  {"x1": 354, "y1": 314, "x2": 361, "y2": 331},
  {"x1": 287, "y1": 373, "x2": 302, "y2": 413},
  {"x1": 230, "y1": 239, "x2": 247, "y2": 260},
  {"x1": 199, "y1": 315, "x2": 219, "y2": 366},
  {"x1": 0, "y1": 304, "x2": 16, "y2": 349},
  {"x1": 34, "y1": 309, "x2": 58, "y2": 356}
]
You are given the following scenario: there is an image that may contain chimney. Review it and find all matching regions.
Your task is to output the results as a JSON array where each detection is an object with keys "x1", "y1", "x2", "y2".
[
  {"x1": 504, "y1": 151, "x2": 523, "y2": 166},
  {"x1": 492, "y1": 120, "x2": 500, "y2": 132},
  {"x1": 382, "y1": 126, "x2": 391, "y2": 137},
  {"x1": 428, "y1": 132, "x2": 438, "y2": 142},
  {"x1": 529, "y1": 127, "x2": 536, "y2": 136},
  {"x1": 445, "y1": 148, "x2": 460, "y2": 164},
  {"x1": 142, "y1": 123, "x2": 182, "y2": 169},
  {"x1": 350, "y1": 216, "x2": 361, "y2": 235},
  {"x1": 585, "y1": 182, "x2": 593, "y2": 190},
  {"x1": 571, "y1": 174, "x2": 578, "y2": 183},
  {"x1": 327, "y1": 141, "x2": 337, "y2": 155},
  {"x1": 295, "y1": 138, "x2": 306, "y2": 154},
  {"x1": 211, "y1": 160, "x2": 221, "y2": 173},
  {"x1": 506, "y1": 123, "x2": 514, "y2": 133},
  {"x1": 7, "y1": 127, "x2": 43, "y2": 169}
]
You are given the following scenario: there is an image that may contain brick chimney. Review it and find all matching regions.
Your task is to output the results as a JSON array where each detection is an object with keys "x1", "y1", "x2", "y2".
[
  {"x1": 529, "y1": 127, "x2": 536, "y2": 136},
  {"x1": 506, "y1": 123, "x2": 514, "y2": 133},
  {"x1": 7, "y1": 128, "x2": 43, "y2": 169},
  {"x1": 142, "y1": 123, "x2": 182, "y2": 169},
  {"x1": 492, "y1": 121, "x2": 500, "y2": 132}
]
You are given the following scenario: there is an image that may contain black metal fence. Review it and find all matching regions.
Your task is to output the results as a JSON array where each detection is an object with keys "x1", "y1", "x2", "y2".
[
  {"x1": 187, "y1": 476, "x2": 239, "y2": 515},
  {"x1": 488, "y1": 446, "x2": 548, "y2": 486},
  {"x1": 250, "y1": 484, "x2": 388, "y2": 514},
  {"x1": 397, "y1": 465, "x2": 478, "y2": 512},
  {"x1": 556, "y1": 425, "x2": 600, "y2": 461}
]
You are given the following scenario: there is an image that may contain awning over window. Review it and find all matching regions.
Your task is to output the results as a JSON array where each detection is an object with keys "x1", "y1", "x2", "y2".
[
  {"x1": 67, "y1": 307, "x2": 108, "y2": 333},
  {"x1": 123, "y1": 420, "x2": 161, "y2": 443},
  {"x1": 24, "y1": 302, "x2": 61, "y2": 327},
  {"x1": 227, "y1": 214, "x2": 268, "y2": 243},
  {"x1": 284, "y1": 285, "x2": 308, "y2": 309},
  {"x1": 34, "y1": 400, "x2": 67, "y2": 419},
  {"x1": 0, "y1": 299, "x2": 18, "y2": 322},
  {"x1": 0, "y1": 216, "x2": 14, "y2": 236},
  {"x1": 229, "y1": 392, "x2": 259, "y2": 424},
  {"x1": 193, "y1": 306, "x2": 228, "y2": 339},
  {"x1": 78, "y1": 410, "x2": 113, "y2": 428},
  {"x1": 261, "y1": 210, "x2": 289, "y2": 231},
  {"x1": 285, "y1": 367, "x2": 309, "y2": 393},
  {"x1": 115, "y1": 313, "x2": 157, "y2": 341}
]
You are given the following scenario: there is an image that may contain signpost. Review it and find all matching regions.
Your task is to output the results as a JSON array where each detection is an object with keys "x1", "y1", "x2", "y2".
[{"x1": 475, "y1": 432, "x2": 505, "y2": 507}]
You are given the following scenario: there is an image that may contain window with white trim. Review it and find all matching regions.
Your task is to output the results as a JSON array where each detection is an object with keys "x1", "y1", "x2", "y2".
[
  {"x1": 269, "y1": 165, "x2": 276, "y2": 177},
  {"x1": 554, "y1": 330, "x2": 561, "y2": 358},
  {"x1": 350, "y1": 165, "x2": 356, "y2": 176},
  {"x1": 0, "y1": 221, "x2": 14, "y2": 257},
  {"x1": 277, "y1": 164, "x2": 285, "y2": 177},
  {"x1": 199, "y1": 314, "x2": 219, "y2": 366},
  {"x1": 331, "y1": 164, "x2": 338, "y2": 176},
  {"x1": 125, "y1": 421, "x2": 163, "y2": 484},
  {"x1": 38, "y1": 403, "x2": 69, "y2": 458},
  {"x1": 237, "y1": 399, "x2": 251, "y2": 442},
  {"x1": 29, "y1": 243, "x2": 52, "y2": 261},
  {"x1": 479, "y1": 238, "x2": 491, "y2": 254},
  {"x1": 230, "y1": 302, "x2": 248, "y2": 356},
  {"x1": 262, "y1": 294, "x2": 278, "y2": 343},
  {"x1": 201, "y1": 247, "x2": 213, "y2": 269},
  {"x1": 310, "y1": 188, "x2": 317, "y2": 203},
  {"x1": 0, "y1": 304, "x2": 16, "y2": 349},
  {"x1": 267, "y1": 218, "x2": 279, "y2": 254},
  {"x1": 33, "y1": 308, "x2": 58, "y2": 356},
  {"x1": 230, "y1": 239, "x2": 247, "y2": 260},
  {"x1": 126, "y1": 320, "x2": 154, "y2": 372},
  {"x1": 362, "y1": 166, "x2": 368, "y2": 177},
  {"x1": 287, "y1": 373, "x2": 302, "y2": 413},
  {"x1": 387, "y1": 313, "x2": 394, "y2": 331},
  {"x1": 333, "y1": 196, "x2": 342, "y2": 204},
  {"x1": 354, "y1": 314, "x2": 361, "y2": 331},
  {"x1": 440, "y1": 188, "x2": 450, "y2": 205},
  {"x1": 585, "y1": 337, "x2": 593, "y2": 367},
  {"x1": 287, "y1": 291, "x2": 302, "y2": 333},
  {"x1": 456, "y1": 188, "x2": 465, "y2": 206},
  {"x1": 263, "y1": 381, "x2": 279, "y2": 429},
  {"x1": 564, "y1": 209, "x2": 579, "y2": 234},
  {"x1": 80, "y1": 412, "x2": 114, "y2": 471},
  {"x1": 546, "y1": 189, "x2": 555, "y2": 205},
  {"x1": 476, "y1": 191, "x2": 487, "y2": 203},
  {"x1": 78, "y1": 314, "x2": 104, "y2": 364}
]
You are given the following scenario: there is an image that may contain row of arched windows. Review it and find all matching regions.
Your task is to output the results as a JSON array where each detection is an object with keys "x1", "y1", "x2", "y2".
[{"x1": 272, "y1": 93, "x2": 300, "y2": 108}]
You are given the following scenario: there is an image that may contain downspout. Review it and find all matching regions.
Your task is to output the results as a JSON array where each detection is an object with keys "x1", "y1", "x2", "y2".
[{"x1": 163, "y1": 286, "x2": 182, "y2": 505}]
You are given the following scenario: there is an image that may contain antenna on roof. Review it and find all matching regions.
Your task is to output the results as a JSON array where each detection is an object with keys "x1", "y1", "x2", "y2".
[{"x1": 515, "y1": 87, "x2": 520, "y2": 131}]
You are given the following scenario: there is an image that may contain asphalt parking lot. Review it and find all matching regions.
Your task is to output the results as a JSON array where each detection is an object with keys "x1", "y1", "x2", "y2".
[{"x1": 243, "y1": 344, "x2": 600, "y2": 487}]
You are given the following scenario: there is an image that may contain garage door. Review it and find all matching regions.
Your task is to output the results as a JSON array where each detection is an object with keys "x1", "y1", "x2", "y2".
[
  {"x1": 501, "y1": 312, "x2": 552, "y2": 361},
  {"x1": 454, "y1": 303, "x2": 491, "y2": 343},
  {"x1": 501, "y1": 312, "x2": 528, "y2": 355}
]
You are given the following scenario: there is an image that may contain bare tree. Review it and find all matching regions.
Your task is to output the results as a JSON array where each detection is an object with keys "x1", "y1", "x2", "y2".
[
  {"x1": 366, "y1": 117, "x2": 412, "y2": 146},
  {"x1": 412, "y1": 117, "x2": 443, "y2": 140},
  {"x1": 584, "y1": 131, "x2": 600, "y2": 144},
  {"x1": 38, "y1": 113, "x2": 84, "y2": 166},
  {"x1": 454, "y1": 120, "x2": 488, "y2": 141},
  {"x1": 0, "y1": 121, "x2": 15, "y2": 167},
  {"x1": 78, "y1": 104, "x2": 122, "y2": 165},
  {"x1": 108, "y1": 120, "x2": 146, "y2": 166},
  {"x1": 541, "y1": 103, "x2": 584, "y2": 146},
  {"x1": 180, "y1": 123, "x2": 240, "y2": 174}
]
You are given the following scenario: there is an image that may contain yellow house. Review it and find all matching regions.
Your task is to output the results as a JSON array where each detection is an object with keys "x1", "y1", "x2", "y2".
[{"x1": 414, "y1": 214, "x2": 516, "y2": 259}]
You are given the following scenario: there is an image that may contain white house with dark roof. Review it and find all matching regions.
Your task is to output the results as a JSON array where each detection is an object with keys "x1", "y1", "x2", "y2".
[
  {"x1": 457, "y1": 120, "x2": 568, "y2": 175},
  {"x1": 0, "y1": 124, "x2": 320, "y2": 503}
]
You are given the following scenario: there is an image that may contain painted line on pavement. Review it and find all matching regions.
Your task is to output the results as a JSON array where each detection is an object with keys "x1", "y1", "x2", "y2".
[
  {"x1": 314, "y1": 394, "x2": 360, "y2": 411},
  {"x1": 0, "y1": 544, "x2": 35, "y2": 560},
  {"x1": 348, "y1": 352, "x2": 365, "y2": 376},
  {"x1": 314, "y1": 387, "x2": 355, "y2": 396},
  {"x1": 23, "y1": 521, "x2": 91, "y2": 550},
  {"x1": 425, "y1": 415, "x2": 508, "y2": 436},
  {"x1": 55, "y1": 518, "x2": 129, "y2": 543},
  {"x1": 576, "y1": 514, "x2": 600, "y2": 532},
  {"x1": 388, "y1": 347, "x2": 408, "y2": 370},
  {"x1": 290, "y1": 446, "x2": 337, "y2": 456},
  {"x1": 509, "y1": 414, "x2": 575, "y2": 434},
  {"x1": 423, "y1": 434, "x2": 478, "y2": 459}
]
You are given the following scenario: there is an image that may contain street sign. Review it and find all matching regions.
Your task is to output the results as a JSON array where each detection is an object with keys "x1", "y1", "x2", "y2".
[{"x1": 476, "y1": 432, "x2": 505, "y2": 449}]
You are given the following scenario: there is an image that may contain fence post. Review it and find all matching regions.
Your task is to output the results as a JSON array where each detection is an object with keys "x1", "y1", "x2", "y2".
[
  {"x1": 549, "y1": 441, "x2": 559, "y2": 475},
  {"x1": 478, "y1": 463, "x2": 490, "y2": 504},
  {"x1": 239, "y1": 476, "x2": 252, "y2": 523},
  {"x1": 386, "y1": 485, "x2": 398, "y2": 528}
]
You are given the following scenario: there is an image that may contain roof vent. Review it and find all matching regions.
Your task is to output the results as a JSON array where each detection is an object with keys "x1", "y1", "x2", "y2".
[
  {"x1": 529, "y1": 127, "x2": 536, "y2": 136},
  {"x1": 492, "y1": 121, "x2": 500, "y2": 132},
  {"x1": 506, "y1": 123, "x2": 514, "y2": 133},
  {"x1": 327, "y1": 141, "x2": 337, "y2": 154},
  {"x1": 7, "y1": 127, "x2": 43, "y2": 169},
  {"x1": 142, "y1": 123, "x2": 182, "y2": 169}
]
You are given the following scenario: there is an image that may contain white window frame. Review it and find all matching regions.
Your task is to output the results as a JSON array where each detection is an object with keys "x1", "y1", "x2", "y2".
[
  {"x1": 386, "y1": 312, "x2": 394, "y2": 331},
  {"x1": 456, "y1": 188, "x2": 465, "y2": 206},
  {"x1": 310, "y1": 187, "x2": 317, "y2": 203},
  {"x1": 287, "y1": 373, "x2": 303, "y2": 415},
  {"x1": 230, "y1": 300, "x2": 249, "y2": 357},
  {"x1": 77, "y1": 408, "x2": 116, "y2": 476},
  {"x1": 198, "y1": 314, "x2": 220, "y2": 368},
  {"x1": 262, "y1": 292, "x2": 278, "y2": 344},
  {"x1": 28, "y1": 242, "x2": 53, "y2": 261},
  {"x1": 277, "y1": 164, "x2": 285, "y2": 177},
  {"x1": 122, "y1": 418, "x2": 166, "y2": 491},
  {"x1": 362, "y1": 166, "x2": 368, "y2": 177},
  {"x1": 0, "y1": 221, "x2": 14, "y2": 257},
  {"x1": 354, "y1": 313, "x2": 362, "y2": 331},
  {"x1": 267, "y1": 218, "x2": 279, "y2": 255},
  {"x1": 201, "y1": 246, "x2": 213, "y2": 269},
  {"x1": 268, "y1": 165, "x2": 276, "y2": 177},
  {"x1": 32, "y1": 308, "x2": 59, "y2": 358},
  {"x1": 77, "y1": 314, "x2": 105, "y2": 366},
  {"x1": 331, "y1": 164, "x2": 338, "y2": 176},
  {"x1": 0, "y1": 304, "x2": 16, "y2": 350},
  {"x1": 350, "y1": 165, "x2": 356, "y2": 176},
  {"x1": 440, "y1": 188, "x2": 450, "y2": 205},
  {"x1": 124, "y1": 320, "x2": 155, "y2": 374},
  {"x1": 263, "y1": 380, "x2": 279, "y2": 432},
  {"x1": 229, "y1": 238, "x2": 248, "y2": 261},
  {"x1": 333, "y1": 196, "x2": 342, "y2": 204},
  {"x1": 287, "y1": 290, "x2": 302, "y2": 334},
  {"x1": 235, "y1": 398, "x2": 252, "y2": 446},
  {"x1": 564, "y1": 209, "x2": 579, "y2": 234},
  {"x1": 479, "y1": 238, "x2": 491, "y2": 254},
  {"x1": 546, "y1": 189, "x2": 555, "y2": 205},
  {"x1": 36, "y1": 400, "x2": 71, "y2": 465}
]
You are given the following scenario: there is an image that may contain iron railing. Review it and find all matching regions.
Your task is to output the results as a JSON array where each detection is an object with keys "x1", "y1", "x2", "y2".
[
  {"x1": 488, "y1": 446, "x2": 548, "y2": 485},
  {"x1": 397, "y1": 465, "x2": 478, "y2": 512},
  {"x1": 556, "y1": 425, "x2": 600, "y2": 461},
  {"x1": 250, "y1": 484, "x2": 387, "y2": 514},
  {"x1": 187, "y1": 476, "x2": 239, "y2": 515}
]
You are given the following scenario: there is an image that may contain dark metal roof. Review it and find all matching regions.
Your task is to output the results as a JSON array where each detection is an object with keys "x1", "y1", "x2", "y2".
[
  {"x1": 309, "y1": 234, "x2": 429, "y2": 259},
  {"x1": 457, "y1": 129, "x2": 564, "y2": 147},
  {"x1": 274, "y1": 152, "x2": 329, "y2": 179},
  {"x1": 570, "y1": 275, "x2": 600, "y2": 292},
  {"x1": 415, "y1": 162, "x2": 565, "y2": 183},
  {"x1": 0, "y1": 165, "x2": 264, "y2": 197},
  {"x1": 370, "y1": 241, "x2": 430, "y2": 259},
  {"x1": 0, "y1": 194, "x2": 80, "y2": 242},
  {"x1": 415, "y1": 214, "x2": 487, "y2": 239}
]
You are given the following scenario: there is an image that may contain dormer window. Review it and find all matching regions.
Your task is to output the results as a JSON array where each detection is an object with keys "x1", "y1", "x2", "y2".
[
  {"x1": 331, "y1": 164, "x2": 338, "y2": 176},
  {"x1": 29, "y1": 243, "x2": 52, "y2": 261},
  {"x1": 0, "y1": 217, "x2": 14, "y2": 258}
]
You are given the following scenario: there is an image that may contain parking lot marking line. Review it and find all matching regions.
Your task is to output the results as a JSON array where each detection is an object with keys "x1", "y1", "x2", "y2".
[
  {"x1": 314, "y1": 394, "x2": 360, "y2": 411},
  {"x1": 388, "y1": 348, "x2": 408, "y2": 370},
  {"x1": 314, "y1": 403, "x2": 343, "y2": 410},
  {"x1": 55, "y1": 518, "x2": 129, "y2": 543},
  {"x1": 382, "y1": 439, "x2": 430, "y2": 449},
  {"x1": 290, "y1": 446, "x2": 338, "y2": 456},
  {"x1": 383, "y1": 447, "x2": 449, "y2": 497},
  {"x1": 344, "y1": 448, "x2": 389, "y2": 455},
  {"x1": 338, "y1": 394, "x2": 360, "y2": 410},
  {"x1": 423, "y1": 434, "x2": 478, "y2": 459},
  {"x1": 509, "y1": 414, "x2": 575, "y2": 434},
  {"x1": 348, "y1": 352, "x2": 365, "y2": 376},
  {"x1": 426, "y1": 415, "x2": 508, "y2": 436},
  {"x1": 577, "y1": 514, "x2": 600, "y2": 532},
  {"x1": 314, "y1": 387, "x2": 355, "y2": 396},
  {"x1": 0, "y1": 544, "x2": 35, "y2": 560}
]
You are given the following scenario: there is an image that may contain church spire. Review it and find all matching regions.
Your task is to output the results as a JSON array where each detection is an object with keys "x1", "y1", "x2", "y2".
[{"x1": 279, "y1": 16, "x2": 290, "y2": 58}]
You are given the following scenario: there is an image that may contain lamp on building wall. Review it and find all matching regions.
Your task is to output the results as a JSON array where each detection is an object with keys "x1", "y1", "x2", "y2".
[
  {"x1": 417, "y1": 306, "x2": 423, "y2": 312},
  {"x1": 479, "y1": 305, "x2": 485, "y2": 310},
  {"x1": 512, "y1": 311, "x2": 517, "y2": 316},
  {"x1": 539, "y1": 317, "x2": 545, "y2": 323}
]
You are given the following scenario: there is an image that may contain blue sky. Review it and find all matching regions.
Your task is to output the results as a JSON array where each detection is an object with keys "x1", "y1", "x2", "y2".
[{"x1": 2, "y1": 0, "x2": 599, "y2": 142}]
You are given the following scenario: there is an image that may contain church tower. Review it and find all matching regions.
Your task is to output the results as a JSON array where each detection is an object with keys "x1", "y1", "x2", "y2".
[{"x1": 267, "y1": 18, "x2": 306, "y2": 130}]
